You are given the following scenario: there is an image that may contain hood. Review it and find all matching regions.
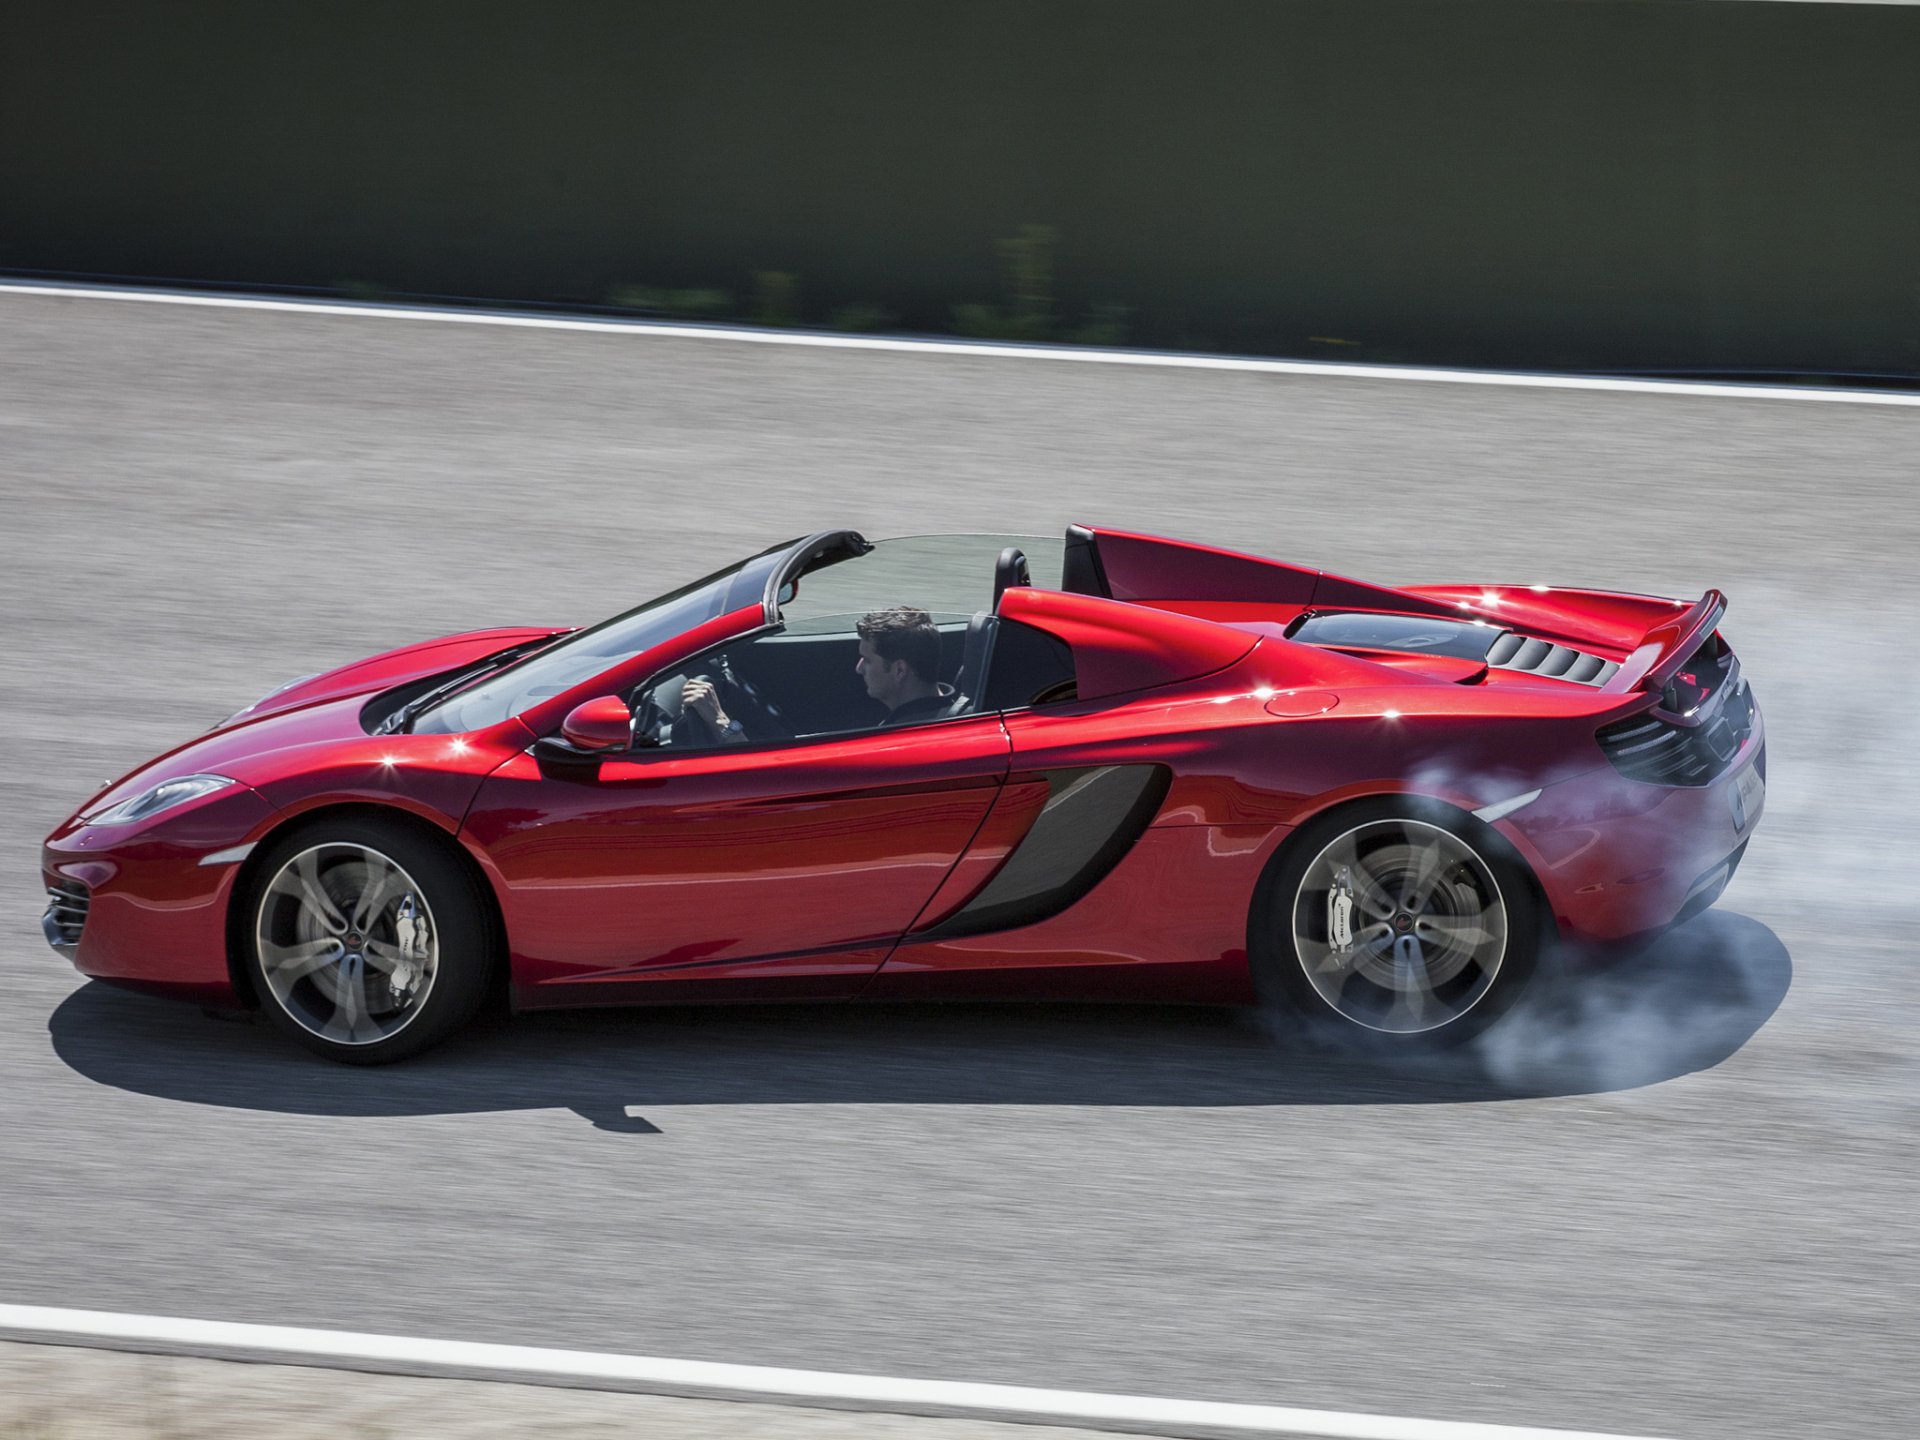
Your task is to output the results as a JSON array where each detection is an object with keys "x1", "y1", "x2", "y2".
[
  {"x1": 217, "y1": 626, "x2": 570, "y2": 727},
  {"x1": 73, "y1": 626, "x2": 567, "y2": 824}
]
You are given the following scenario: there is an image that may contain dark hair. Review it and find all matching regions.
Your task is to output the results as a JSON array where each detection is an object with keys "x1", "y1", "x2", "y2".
[{"x1": 857, "y1": 606, "x2": 940, "y2": 682}]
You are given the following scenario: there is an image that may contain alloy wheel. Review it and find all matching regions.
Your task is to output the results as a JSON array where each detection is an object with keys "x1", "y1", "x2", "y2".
[
  {"x1": 1290, "y1": 818, "x2": 1509, "y2": 1035},
  {"x1": 254, "y1": 843, "x2": 440, "y2": 1046}
]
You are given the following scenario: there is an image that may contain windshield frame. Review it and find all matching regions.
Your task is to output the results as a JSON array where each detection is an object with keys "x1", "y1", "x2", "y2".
[
  {"x1": 410, "y1": 528, "x2": 1063, "y2": 741},
  {"x1": 409, "y1": 537, "x2": 805, "y2": 736}
]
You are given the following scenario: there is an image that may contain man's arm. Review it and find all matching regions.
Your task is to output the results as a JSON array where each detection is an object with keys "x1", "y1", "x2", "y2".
[{"x1": 681, "y1": 677, "x2": 745, "y2": 742}]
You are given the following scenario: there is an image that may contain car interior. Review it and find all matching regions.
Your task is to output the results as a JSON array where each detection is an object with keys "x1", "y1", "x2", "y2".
[{"x1": 626, "y1": 539, "x2": 1078, "y2": 751}]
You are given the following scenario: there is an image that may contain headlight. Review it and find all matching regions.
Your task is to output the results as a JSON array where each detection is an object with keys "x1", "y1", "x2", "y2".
[{"x1": 90, "y1": 774, "x2": 237, "y2": 826}]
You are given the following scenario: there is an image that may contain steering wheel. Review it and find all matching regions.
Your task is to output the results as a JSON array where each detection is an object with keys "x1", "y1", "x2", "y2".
[
  {"x1": 667, "y1": 673, "x2": 732, "y2": 747},
  {"x1": 640, "y1": 655, "x2": 792, "y2": 748},
  {"x1": 631, "y1": 687, "x2": 675, "y2": 747}
]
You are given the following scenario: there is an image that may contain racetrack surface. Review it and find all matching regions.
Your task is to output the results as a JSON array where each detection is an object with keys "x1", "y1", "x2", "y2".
[{"x1": 2, "y1": 291, "x2": 1915, "y2": 1439}]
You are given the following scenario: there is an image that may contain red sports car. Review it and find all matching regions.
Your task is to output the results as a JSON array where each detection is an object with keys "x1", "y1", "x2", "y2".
[{"x1": 41, "y1": 527, "x2": 1765, "y2": 1063}]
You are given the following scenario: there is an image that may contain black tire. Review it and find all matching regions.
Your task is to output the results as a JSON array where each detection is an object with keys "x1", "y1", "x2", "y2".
[
  {"x1": 244, "y1": 815, "x2": 499, "y2": 1064},
  {"x1": 1249, "y1": 798, "x2": 1539, "y2": 1052}
]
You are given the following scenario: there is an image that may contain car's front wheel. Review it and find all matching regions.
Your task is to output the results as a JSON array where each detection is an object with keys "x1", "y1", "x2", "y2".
[
  {"x1": 1252, "y1": 801, "x2": 1538, "y2": 1049},
  {"x1": 246, "y1": 817, "x2": 497, "y2": 1064}
]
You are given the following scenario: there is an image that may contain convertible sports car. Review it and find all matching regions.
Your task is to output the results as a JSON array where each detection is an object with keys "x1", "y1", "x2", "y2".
[{"x1": 41, "y1": 526, "x2": 1765, "y2": 1063}]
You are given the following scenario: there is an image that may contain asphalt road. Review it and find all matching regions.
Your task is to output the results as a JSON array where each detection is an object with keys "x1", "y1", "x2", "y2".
[{"x1": 2, "y1": 291, "x2": 1916, "y2": 1439}]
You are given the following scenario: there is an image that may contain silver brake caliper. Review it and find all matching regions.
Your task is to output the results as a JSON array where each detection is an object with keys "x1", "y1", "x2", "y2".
[
  {"x1": 389, "y1": 895, "x2": 429, "y2": 995},
  {"x1": 1327, "y1": 865, "x2": 1356, "y2": 954}
]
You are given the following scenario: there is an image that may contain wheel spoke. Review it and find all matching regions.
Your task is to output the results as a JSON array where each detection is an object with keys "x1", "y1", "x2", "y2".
[
  {"x1": 361, "y1": 937, "x2": 405, "y2": 974},
  {"x1": 268, "y1": 854, "x2": 348, "y2": 934},
  {"x1": 1309, "y1": 943, "x2": 1350, "y2": 975},
  {"x1": 1385, "y1": 980, "x2": 1431, "y2": 1029},
  {"x1": 1310, "y1": 922, "x2": 1394, "y2": 976},
  {"x1": 1400, "y1": 839, "x2": 1449, "y2": 910},
  {"x1": 1416, "y1": 915, "x2": 1498, "y2": 951},
  {"x1": 260, "y1": 936, "x2": 341, "y2": 983},
  {"x1": 1384, "y1": 935, "x2": 1433, "y2": 1028},
  {"x1": 322, "y1": 957, "x2": 367, "y2": 1042},
  {"x1": 350, "y1": 861, "x2": 408, "y2": 932},
  {"x1": 349, "y1": 984, "x2": 382, "y2": 1041},
  {"x1": 1350, "y1": 869, "x2": 1400, "y2": 920}
]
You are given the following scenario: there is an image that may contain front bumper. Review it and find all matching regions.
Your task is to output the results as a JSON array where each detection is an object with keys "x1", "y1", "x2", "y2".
[{"x1": 40, "y1": 784, "x2": 279, "y2": 1005}]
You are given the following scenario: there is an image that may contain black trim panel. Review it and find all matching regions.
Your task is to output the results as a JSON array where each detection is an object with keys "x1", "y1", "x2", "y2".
[
  {"x1": 919, "y1": 764, "x2": 1169, "y2": 940},
  {"x1": 764, "y1": 530, "x2": 872, "y2": 623},
  {"x1": 1062, "y1": 524, "x2": 1110, "y2": 598}
]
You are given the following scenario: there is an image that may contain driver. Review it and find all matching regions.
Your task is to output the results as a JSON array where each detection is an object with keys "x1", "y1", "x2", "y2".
[
  {"x1": 856, "y1": 606, "x2": 961, "y2": 726},
  {"x1": 672, "y1": 606, "x2": 961, "y2": 740}
]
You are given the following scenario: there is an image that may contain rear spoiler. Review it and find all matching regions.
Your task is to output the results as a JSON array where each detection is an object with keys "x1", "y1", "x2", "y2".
[{"x1": 1600, "y1": 590, "x2": 1726, "y2": 696}]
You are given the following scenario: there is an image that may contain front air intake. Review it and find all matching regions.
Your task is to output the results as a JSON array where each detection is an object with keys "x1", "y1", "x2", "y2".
[{"x1": 43, "y1": 879, "x2": 90, "y2": 950}]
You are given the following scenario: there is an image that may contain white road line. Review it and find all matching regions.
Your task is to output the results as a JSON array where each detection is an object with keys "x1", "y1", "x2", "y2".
[
  {"x1": 3, "y1": 279, "x2": 1916, "y2": 408},
  {"x1": 0, "y1": 1304, "x2": 1670, "y2": 1440}
]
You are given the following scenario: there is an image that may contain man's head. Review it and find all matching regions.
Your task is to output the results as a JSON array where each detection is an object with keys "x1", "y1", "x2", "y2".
[{"x1": 856, "y1": 607, "x2": 940, "y2": 711}]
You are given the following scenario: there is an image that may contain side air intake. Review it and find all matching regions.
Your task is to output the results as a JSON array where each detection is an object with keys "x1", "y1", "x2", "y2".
[{"x1": 919, "y1": 765, "x2": 1169, "y2": 940}]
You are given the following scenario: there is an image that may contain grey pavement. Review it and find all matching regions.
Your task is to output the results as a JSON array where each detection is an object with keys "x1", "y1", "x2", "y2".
[{"x1": 0, "y1": 292, "x2": 1915, "y2": 1439}]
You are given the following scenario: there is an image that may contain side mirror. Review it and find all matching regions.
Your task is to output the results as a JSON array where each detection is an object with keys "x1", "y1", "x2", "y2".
[{"x1": 558, "y1": 696, "x2": 633, "y2": 752}]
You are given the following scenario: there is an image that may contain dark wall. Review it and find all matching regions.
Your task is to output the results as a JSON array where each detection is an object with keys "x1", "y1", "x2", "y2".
[{"x1": 5, "y1": 1, "x2": 1917, "y2": 372}]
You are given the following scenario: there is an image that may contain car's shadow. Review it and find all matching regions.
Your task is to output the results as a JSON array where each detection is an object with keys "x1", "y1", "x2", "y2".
[{"x1": 48, "y1": 911, "x2": 1790, "y2": 1131}]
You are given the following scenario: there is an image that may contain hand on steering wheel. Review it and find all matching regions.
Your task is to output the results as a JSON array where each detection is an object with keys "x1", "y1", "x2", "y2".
[{"x1": 680, "y1": 677, "x2": 731, "y2": 733}]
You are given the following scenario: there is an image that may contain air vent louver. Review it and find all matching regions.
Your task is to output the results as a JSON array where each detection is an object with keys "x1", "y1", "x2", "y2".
[
  {"x1": 43, "y1": 879, "x2": 90, "y2": 949},
  {"x1": 1486, "y1": 631, "x2": 1620, "y2": 687},
  {"x1": 1597, "y1": 680, "x2": 1757, "y2": 787}
]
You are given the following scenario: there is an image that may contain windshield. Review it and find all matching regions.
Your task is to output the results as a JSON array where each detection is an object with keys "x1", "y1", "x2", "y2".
[{"x1": 411, "y1": 543, "x2": 790, "y2": 734}]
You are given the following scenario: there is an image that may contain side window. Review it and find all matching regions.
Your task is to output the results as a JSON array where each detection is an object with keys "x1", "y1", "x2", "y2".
[
  {"x1": 633, "y1": 611, "x2": 986, "y2": 751},
  {"x1": 982, "y1": 619, "x2": 1077, "y2": 711}
]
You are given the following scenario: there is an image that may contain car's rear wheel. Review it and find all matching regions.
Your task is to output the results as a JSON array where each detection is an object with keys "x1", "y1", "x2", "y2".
[
  {"x1": 1252, "y1": 801, "x2": 1538, "y2": 1049},
  {"x1": 247, "y1": 817, "x2": 496, "y2": 1064}
]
